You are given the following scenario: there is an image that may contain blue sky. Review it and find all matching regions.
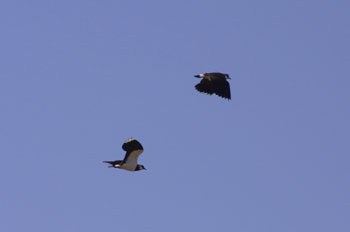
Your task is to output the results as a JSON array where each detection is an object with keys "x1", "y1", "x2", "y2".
[{"x1": 1, "y1": 0, "x2": 349, "y2": 231}]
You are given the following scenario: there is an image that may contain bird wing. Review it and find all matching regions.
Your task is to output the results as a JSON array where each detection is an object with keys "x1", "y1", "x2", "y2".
[
  {"x1": 122, "y1": 138, "x2": 144, "y2": 164},
  {"x1": 213, "y1": 79, "x2": 231, "y2": 99},
  {"x1": 123, "y1": 150, "x2": 144, "y2": 165},
  {"x1": 195, "y1": 79, "x2": 214, "y2": 95}
]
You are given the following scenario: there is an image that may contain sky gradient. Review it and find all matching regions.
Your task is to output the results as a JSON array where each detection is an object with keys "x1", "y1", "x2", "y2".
[{"x1": 1, "y1": 0, "x2": 350, "y2": 231}]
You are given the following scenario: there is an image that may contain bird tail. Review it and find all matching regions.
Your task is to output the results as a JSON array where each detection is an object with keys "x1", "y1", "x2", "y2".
[
  {"x1": 194, "y1": 74, "x2": 201, "y2": 78},
  {"x1": 103, "y1": 161, "x2": 114, "y2": 168}
]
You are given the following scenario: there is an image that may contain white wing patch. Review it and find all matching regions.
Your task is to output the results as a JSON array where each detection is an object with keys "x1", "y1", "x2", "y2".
[{"x1": 126, "y1": 137, "x2": 135, "y2": 143}]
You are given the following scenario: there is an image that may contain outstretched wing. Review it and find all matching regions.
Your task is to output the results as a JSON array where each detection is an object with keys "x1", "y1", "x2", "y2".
[
  {"x1": 195, "y1": 79, "x2": 214, "y2": 95},
  {"x1": 213, "y1": 79, "x2": 231, "y2": 100},
  {"x1": 122, "y1": 138, "x2": 144, "y2": 164}
]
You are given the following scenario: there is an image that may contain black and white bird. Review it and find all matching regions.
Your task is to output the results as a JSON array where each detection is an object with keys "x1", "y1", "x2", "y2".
[
  {"x1": 103, "y1": 138, "x2": 146, "y2": 171},
  {"x1": 194, "y1": 72, "x2": 231, "y2": 100}
]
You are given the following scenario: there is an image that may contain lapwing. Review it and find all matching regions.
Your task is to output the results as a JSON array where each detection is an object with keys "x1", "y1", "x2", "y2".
[
  {"x1": 103, "y1": 138, "x2": 146, "y2": 171},
  {"x1": 194, "y1": 72, "x2": 231, "y2": 100}
]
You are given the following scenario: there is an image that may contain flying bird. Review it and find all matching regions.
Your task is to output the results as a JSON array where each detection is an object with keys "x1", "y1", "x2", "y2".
[
  {"x1": 194, "y1": 72, "x2": 231, "y2": 100},
  {"x1": 103, "y1": 138, "x2": 146, "y2": 171}
]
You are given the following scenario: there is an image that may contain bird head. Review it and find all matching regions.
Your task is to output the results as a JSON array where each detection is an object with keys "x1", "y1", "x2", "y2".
[
  {"x1": 136, "y1": 165, "x2": 146, "y2": 171},
  {"x1": 225, "y1": 74, "x2": 231, "y2": 79}
]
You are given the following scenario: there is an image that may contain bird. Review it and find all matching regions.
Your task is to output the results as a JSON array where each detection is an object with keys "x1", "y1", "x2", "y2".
[
  {"x1": 194, "y1": 72, "x2": 231, "y2": 100},
  {"x1": 103, "y1": 138, "x2": 146, "y2": 171}
]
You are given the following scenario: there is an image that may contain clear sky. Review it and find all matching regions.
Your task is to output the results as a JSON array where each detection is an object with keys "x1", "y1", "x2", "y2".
[{"x1": 1, "y1": 0, "x2": 349, "y2": 231}]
